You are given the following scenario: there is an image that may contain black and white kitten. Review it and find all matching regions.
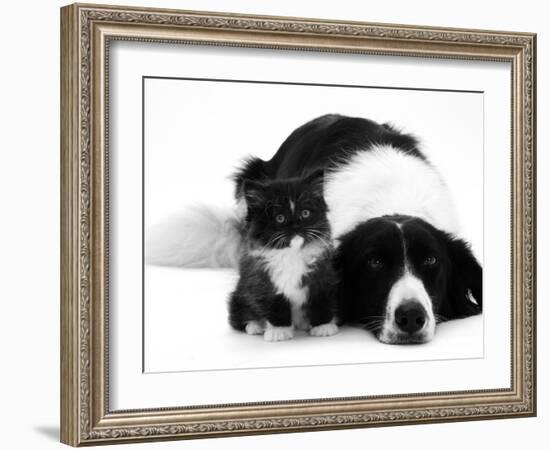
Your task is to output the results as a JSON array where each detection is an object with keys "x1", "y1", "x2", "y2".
[{"x1": 228, "y1": 170, "x2": 339, "y2": 342}]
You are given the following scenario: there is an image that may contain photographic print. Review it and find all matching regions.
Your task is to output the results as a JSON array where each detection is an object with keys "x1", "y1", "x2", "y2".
[{"x1": 143, "y1": 75, "x2": 484, "y2": 373}]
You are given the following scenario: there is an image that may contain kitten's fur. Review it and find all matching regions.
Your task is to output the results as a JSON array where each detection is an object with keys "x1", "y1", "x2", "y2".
[{"x1": 228, "y1": 170, "x2": 339, "y2": 342}]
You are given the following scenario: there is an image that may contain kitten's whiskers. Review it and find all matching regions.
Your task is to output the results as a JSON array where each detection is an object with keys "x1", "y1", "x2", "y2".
[{"x1": 305, "y1": 228, "x2": 332, "y2": 249}]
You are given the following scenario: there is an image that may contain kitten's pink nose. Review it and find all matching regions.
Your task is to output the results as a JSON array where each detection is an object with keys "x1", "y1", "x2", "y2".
[{"x1": 290, "y1": 235, "x2": 305, "y2": 249}]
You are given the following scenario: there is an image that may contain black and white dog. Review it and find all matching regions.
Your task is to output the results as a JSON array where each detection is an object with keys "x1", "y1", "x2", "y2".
[{"x1": 147, "y1": 114, "x2": 482, "y2": 344}]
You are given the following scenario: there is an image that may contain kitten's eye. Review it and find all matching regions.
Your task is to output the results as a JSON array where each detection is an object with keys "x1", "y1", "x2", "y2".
[
  {"x1": 301, "y1": 209, "x2": 311, "y2": 219},
  {"x1": 368, "y1": 258, "x2": 383, "y2": 269},
  {"x1": 423, "y1": 256, "x2": 438, "y2": 266},
  {"x1": 275, "y1": 214, "x2": 286, "y2": 224}
]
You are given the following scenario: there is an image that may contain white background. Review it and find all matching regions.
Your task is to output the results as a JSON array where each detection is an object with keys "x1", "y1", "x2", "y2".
[
  {"x1": 0, "y1": 0, "x2": 546, "y2": 449},
  {"x1": 143, "y1": 68, "x2": 486, "y2": 374}
]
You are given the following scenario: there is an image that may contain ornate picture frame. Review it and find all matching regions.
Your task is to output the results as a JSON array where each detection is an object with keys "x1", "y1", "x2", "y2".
[{"x1": 60, "y1": 3, "x2": 536, "y2": 446}]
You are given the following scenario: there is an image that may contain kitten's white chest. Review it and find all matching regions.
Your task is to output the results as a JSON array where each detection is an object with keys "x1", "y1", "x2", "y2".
[{"x1": 253, "y1": 238, "x2": 325, "y2": 325}]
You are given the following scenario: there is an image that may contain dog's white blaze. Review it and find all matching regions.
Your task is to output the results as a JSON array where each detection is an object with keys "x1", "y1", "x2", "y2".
[
  {"x1": 251, "y1": 238, "x2": 325, "y2": 328},
  {"x1": 324, "y1": 145, "x2": 460, "y2": 240},
  {"x1": 379, "y1": 272, "x2": 436, "y2": 343}
]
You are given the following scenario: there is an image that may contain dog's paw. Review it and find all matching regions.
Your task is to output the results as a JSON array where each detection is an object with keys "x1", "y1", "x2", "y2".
[
  {"x1": 245, "y1": 321, "x2": 265, "y2": 335},
  {"x1": 310, "y1": 322, "x2": 339, "y2": 337},
  {"x1": 264, "y1": 325, "x2": 294, "y2": 342}
]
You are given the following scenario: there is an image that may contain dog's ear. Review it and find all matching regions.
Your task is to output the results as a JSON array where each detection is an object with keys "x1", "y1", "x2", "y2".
[
  {"x1": 333, "y1": 231, "x2": 359, "y2": 319},
  {"x1": 334, "y1": 227, "x2": 368, "y2": 279},
  {"x1": 440, "y1": 235, "x2": 482, "y2": 319},
  {"x1": 333, "y1": 226, "x2": 373, "y2": 313}
]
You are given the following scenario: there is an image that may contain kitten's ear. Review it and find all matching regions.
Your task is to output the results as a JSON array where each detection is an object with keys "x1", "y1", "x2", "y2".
[
  {"x1": 304, "y1": 169, "x2": 325, "y2": 193},
  {"x1": 242, "y1": 180, "x2": 265, "y2": 207}
]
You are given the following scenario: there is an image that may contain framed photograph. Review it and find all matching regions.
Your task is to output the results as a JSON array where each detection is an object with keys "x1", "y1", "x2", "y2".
[{"x1": 60, "y1": 3, "x2": 537, "y2": 446}]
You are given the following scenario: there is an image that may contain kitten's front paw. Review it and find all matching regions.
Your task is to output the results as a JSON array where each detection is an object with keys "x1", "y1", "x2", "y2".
[
  {"x1": 264, "y1": 325, "x2": 294, "y2": 342},
  {"x1": 245, "y1": 321, "x2": 265, "y2": 335},
  {"x1": 310, "y1": 322, "x2": 339, "y2": 337}
]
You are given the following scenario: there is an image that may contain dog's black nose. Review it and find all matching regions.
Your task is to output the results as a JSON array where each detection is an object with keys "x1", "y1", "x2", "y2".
[{"x1": 395, "y1": 302, "x2": 426, "y2": 334}]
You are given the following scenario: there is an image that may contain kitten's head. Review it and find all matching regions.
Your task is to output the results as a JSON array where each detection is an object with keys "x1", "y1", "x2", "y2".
[{"x1": 242, "y1": 169, "x2": 330, "y2": 249}]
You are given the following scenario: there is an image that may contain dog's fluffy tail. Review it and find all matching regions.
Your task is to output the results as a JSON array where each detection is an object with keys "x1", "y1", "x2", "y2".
[{"x1": 145, "y1": 204, "x2": 243, "y2": 268}]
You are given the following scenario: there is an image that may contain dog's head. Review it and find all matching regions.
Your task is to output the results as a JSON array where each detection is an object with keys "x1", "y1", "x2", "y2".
[{"x1": 336, "y1": 215, "x2": 482, "y2": 344}]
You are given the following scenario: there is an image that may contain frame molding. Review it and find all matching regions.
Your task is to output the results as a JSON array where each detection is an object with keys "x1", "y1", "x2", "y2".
[{"x1": 60, "y1": 3, "x2": 536, "y2": 446}]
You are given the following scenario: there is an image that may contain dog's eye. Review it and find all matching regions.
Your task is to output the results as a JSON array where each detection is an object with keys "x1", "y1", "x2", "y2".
[
  {"x1": 368, "y1": 258, "x2": 383, "y2": 269},
  {"x1": 300, "y1": 209, "x2": 310, "y2": 219},
  {"x1": 275, "y1": 214, "x2": 286, "y2": 224},
  {"x1": 424, "y1": 256, "x2": 437, "y2": 266}
]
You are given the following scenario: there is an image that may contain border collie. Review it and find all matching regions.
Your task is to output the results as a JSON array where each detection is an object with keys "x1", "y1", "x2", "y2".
[{"x1": 147, "y1": 114, "x2": 482, "y2": 344}]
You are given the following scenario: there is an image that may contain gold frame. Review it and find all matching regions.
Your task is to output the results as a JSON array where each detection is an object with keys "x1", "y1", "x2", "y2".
[{"x1": 60, "y1": 2, "x2": 537, "y2": 446}]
